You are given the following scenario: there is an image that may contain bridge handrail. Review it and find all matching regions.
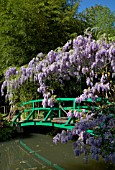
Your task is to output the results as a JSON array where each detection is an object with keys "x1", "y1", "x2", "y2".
[
  {"x1": 12, "y1": 97, "x2": 110, "y2": 125},
  {"x1": 23, "y1": 106, "x2": 99, "y2": 113},
  {"x1": 21, "y1": 98, "x2": 76, "y2": 106},
  {"x1": 21, "y1": 97, "x2": 109, "y2": 114},
  {"x1": 21, "y1": 97, "x2": 110, "y2": 106}
]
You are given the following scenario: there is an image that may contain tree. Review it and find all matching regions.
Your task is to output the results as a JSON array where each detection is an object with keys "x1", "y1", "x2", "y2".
[
  {"x1": 0, "y1": 0, "x2": 82, "y2": 78},
  {"x1": 78, "y1": 5, "x2": 115, "y2": 39}
]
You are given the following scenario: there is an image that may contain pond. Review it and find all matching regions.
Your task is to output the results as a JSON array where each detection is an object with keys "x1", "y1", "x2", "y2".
[{"x1": 0, "y1": 133, "x2": 114, "y2": 170}]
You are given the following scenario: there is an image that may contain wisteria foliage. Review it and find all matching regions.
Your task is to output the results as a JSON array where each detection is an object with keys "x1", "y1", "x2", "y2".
[{"x1": 1, "y1": 35, "x2": 115, "y2": 164}]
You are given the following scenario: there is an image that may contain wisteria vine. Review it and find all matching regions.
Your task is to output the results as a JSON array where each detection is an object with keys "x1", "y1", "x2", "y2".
[
  {"x1": 1, "y1": 35, "x2": 115, "y2": 164},
  {"x1": 53, "y1": 104, "x2": 115, "y2": 164}
]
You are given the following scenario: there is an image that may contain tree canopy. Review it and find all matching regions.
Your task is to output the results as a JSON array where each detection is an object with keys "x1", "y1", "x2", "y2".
[
  {"x1": 79, "y1": 4, "x2": 115, "y2": 39},
  {"x1": 0, "y1": 0, "x2": 82, "y2": 77}
]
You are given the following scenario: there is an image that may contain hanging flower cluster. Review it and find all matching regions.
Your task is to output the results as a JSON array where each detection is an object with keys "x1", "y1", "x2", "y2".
[
  {"x1": 53, "y1": 104, "x2": 115, "y2": 164},
  {"x1": 1, "y1": 35, "x2": 115, "y2": 106}
]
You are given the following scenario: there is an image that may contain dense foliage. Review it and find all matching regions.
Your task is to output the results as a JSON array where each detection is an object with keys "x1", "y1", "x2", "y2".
[
  {"x1": 0, "y1": 0, "x2": 83, "y2": 80},
  {"x1": 0, "y1": 114, "x2": 16, "y2": 141},
  {"x1": 79, "y1": 5, "x2": 115, "y2": 39}
]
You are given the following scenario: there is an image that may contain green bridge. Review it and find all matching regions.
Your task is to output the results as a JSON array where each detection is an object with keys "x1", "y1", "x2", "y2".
[{"x1": 12, "y1": 97, "x2": 110, "y2": 134}]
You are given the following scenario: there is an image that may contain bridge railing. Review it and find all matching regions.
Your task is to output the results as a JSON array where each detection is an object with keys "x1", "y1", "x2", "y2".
[
  {"x1": 12, "y1": 97, "x2": 110, "y2": 125},
  {"x1": 18, "y1": 98, "x2": 77, "y2": 124}
]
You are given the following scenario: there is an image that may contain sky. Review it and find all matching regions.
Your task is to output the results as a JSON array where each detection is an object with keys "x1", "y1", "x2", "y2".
[{"x1": 78, "y1": 0, "x2": 115, "y2": 13}]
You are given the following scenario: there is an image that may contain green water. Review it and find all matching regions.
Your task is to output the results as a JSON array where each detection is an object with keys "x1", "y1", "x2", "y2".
[{"x1": 0, "y1": 133, "x2": 114, "y2": 170}]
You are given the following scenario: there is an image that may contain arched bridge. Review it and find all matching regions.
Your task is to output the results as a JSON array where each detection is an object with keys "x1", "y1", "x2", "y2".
[{"x1": 12, "y1": 97, "x2": 110, "y2": 134}]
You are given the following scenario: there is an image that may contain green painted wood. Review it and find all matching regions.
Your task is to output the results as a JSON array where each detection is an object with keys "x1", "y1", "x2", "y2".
[
  {"x1": 21, "y1": 122, "x2": 35, "y2": 126},
  {"x1": 32, "y1": 102, "x2": 35, "y2": 119},
  {"x1": 26, "y1": 111, "x2": 34, "y2": 120},
  {"x1": 21, "y1": 121, "x2": 53, "y2": 127},
  {"x1": 65, "y1": 117, "x2": 73, "y2": 125},
  {"x1": 20, "y1": 121, "x2": 74, "y2": 130},
  {"x1": 12, "y1": 111, "x2": 21, "y2": 124},
  {"x1": 57, "y1": 98, "x2": 75, "y2": 101},
  {"x1": 12, "y1": 97, "x2": 111, "y2": 132},
  {"x1": 59, "y1": 102, "x2": 61, "y2": 118},
  {"x1": 36, "y1": 122, "x2": 53, "y2": 126},
  {"x1": 64, "y1": 116, "x2": 75, "y2": 125},
  {"x1": 43, "y1": 110, "x2": 52, "y2": 121},
  {"x1": 23, "y1": 106, "x2": 98, "y2": 114},
  {"x1": 53, "y1": 124, "x2": 74, "y2": 130},
  {"x1": 73, "y1": 100, "x2": 76, "y2": 110},
  {"x1": 86, "y1": 129, "x2": 98, "y2": 136},
  {"x1": 21, "y1": 97, "x2": 109, "y2": 106}
]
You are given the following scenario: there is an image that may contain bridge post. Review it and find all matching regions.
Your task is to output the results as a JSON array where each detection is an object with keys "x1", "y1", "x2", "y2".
[
  {"x1": 73, "y1": 99, "x2": 76, "y2": 110},
  {"x1": 59, "y1": 101, "x2": 61, "y2": 118},
  {"x1": 32, "y1": 102, "x2": 35, "y2": 119}
]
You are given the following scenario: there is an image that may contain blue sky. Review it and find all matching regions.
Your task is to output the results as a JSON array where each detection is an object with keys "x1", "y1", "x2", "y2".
[{"x1": 78, "y1": 0, "x2": 115, "y2": 13}]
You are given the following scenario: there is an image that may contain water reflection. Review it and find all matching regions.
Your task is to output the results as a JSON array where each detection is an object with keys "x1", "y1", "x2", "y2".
[{"x1": 0, "y1": 134, "x2": 114, "y2": 170}]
